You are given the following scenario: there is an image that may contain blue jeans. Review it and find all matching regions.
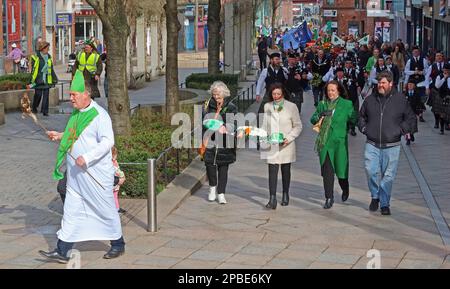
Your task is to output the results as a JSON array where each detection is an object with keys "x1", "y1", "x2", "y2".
[
  {"x1": 364, "y1": 143, "x2": 401, "y2": 208},
  {"x1": 57, "y1": 236, "x2": 125, "y2": 257}
]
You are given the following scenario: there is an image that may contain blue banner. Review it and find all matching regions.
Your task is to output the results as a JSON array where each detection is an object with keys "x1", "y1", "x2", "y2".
[{"x1": 282, "y1": 21, "x2": 312, "y2": 50}]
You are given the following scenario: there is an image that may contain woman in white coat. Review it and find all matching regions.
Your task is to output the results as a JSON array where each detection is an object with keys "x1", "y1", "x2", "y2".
[{"x1": 262, "y1": 82, "x2": 302, "y2": 209}]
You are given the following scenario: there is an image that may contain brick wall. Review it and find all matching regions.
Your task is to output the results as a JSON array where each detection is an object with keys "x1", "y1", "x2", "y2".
[{"x1": 322, "y1": 0, "x2": 384, "y2": 36}]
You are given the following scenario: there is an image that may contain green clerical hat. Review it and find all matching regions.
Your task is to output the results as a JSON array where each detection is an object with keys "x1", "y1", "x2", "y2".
[{"x1": 71, "y1": 70, "x2": 85, "y2": 93}]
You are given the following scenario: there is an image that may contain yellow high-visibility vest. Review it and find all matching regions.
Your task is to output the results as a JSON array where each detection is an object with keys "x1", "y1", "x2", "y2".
[
  {"x1": 77, "y1": 52, "x2": 99, "y2": 74},
  {"x1": 31, "y1": 54, "x2": 53, "y2": 84}
]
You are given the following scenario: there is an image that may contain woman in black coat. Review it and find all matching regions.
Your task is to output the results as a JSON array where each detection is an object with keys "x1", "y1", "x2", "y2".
[{"x1": 202, "y1": 81, "x2": 237, "y2": 204}]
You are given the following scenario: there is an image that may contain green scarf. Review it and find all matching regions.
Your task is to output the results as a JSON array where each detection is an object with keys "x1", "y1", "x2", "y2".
[
  {"x1": 53, "y1": 107, "x2": 99, "y2": 180},
  {"x1": 273, "y1": 99, "x2": 284, "y2": 112},
  {"x1": 314, "y1": 97, "x2": 339, "y2": 154}
]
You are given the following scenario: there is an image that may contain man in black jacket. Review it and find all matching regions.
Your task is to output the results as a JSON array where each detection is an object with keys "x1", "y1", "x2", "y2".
[
  {"x1": 358, "y1": 71, "x2": 417, "y2": 216},
  {"x1": 311, "y1": 49, "x2": 331, "y2": 106},
  {"x1": 257, "y1": 36, "x2": 268, "y2": 70}
]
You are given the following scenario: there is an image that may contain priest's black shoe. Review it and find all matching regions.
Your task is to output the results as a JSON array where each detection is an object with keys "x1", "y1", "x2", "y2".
[
  {"x1": 419, "y1": 116, "x2": 425, "y2": 122},
  {"x1": 265, "y1": 195, "x2": 277, "y2": 209},
  {"x1": 342, "y1": 189, "x2": 349, "y2": 202},
  {"x1": 38, "y1": 250, "x2": 70, "y2": 264},
  {"x1": 103, "y1": 248, "x2": 125, "y2": 259},
  {"x1": 350, "y1": 129, "x2": 357, "y2": 136},
  {"x1": 323, "y1": 197, "x2": 334, "y2": 209},
  {"x1": 281, "y1": 192, "x2": 289, "y2": 206}
]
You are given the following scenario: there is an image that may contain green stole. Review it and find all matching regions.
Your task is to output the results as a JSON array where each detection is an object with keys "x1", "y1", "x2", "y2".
[
  {"x1": 53, "y1": 106, "x2": 99, "y2": 180},
  {"x1": 314, "y1": 97, "x2": 339, "y2": 154}
]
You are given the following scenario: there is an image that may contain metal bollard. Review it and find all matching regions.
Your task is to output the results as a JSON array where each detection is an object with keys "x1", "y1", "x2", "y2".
[{"x1": 147, "y1": 158, "x2": 157, "y2": 232}]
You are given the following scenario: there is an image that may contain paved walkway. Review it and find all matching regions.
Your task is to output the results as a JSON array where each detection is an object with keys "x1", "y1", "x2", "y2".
[{"x1": 1, "y1": 84, "x2": 450, "y2": 268}]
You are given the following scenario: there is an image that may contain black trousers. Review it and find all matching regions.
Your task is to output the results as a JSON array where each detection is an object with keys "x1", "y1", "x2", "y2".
[
  {"x1": 206, "y1": 164, "x2": 229, "y2": 195},
  {"x1": 268, "y1": 163, "x2": 291, "y2": 196},
  {"x1": 321, "y1": 153, "x2": 349, "y2": 199},
  {"x1": 258, "y1": 53, "x2": 267, "y2": 70},
  {"x1": 32, "y1": 88, "x2": 50, "y2": 114},
  {"x1": 290, "y1": 91, "x2": 303, "y2": 114},
  {"x1": 313, "y1": 86, "x2": 324, "y2": 106},
  {"x1": 434, "y1": 113, "x2": 447, "y2": 132}
]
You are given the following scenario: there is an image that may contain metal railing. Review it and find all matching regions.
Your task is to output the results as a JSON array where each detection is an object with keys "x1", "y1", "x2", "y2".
[
  {"x1": 121, "y1": 82, "x2": 257, "y2": 232},
  {"x1": 57, "y1": 80, "x2": 71, "y2": 102}
]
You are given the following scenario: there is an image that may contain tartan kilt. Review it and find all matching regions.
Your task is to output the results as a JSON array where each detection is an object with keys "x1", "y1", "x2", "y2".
[{"x1": 431, "y1": 93, "x2": 450, "y2": 119}]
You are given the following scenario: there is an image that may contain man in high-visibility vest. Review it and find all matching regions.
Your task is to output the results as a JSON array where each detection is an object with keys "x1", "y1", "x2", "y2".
[
  {"x1": 73, "y1": 39, "x2": 102, "y2": 99},
  {"x1": 29, "y1": 41, "x2": 58, "y2": 116}
]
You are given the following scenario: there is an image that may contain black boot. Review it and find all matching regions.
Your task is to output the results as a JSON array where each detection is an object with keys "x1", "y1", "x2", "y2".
[
  {"x1": 281, "y1": 192, "x2": 289, "y2": 206},
  {"x1": 265, "y1": 195, "x2": 277, "y2": 209},
  {"x1": 342, "y1": 188, "x2": 349, "y2": 202}
]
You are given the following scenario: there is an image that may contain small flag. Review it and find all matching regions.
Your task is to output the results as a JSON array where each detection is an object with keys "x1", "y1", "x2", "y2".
[
  {"x1": 331, "y1": 34, "x2": 345, "y2": 46},
  {"x1": 358, "y1": 35, "x2": 370, "y2": 45}
]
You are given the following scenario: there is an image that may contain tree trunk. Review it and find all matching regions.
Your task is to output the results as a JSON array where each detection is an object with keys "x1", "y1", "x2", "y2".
[
  {"x1": 164, "y1": 0, "x2": 180, "y2": 119},
  {"x1": 128, "y1": 15, "x2": 137, "y2": 85},
  {"x1": 271, "y1": 0, "x2": 279, "y2": 49},
  {"x1": 86, "y1": 0, "x2": 131, "y2": 136},
  {"x1": 207, "y1": 0, "x2": 221, "y2": 74}
]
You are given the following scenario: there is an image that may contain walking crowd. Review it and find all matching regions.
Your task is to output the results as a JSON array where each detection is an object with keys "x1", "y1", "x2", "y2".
[
  {"x1": 31, "y1": 31, "x2": 449, "y2": 265},
  {"x1": 203, "y1": 32, "x2": 450, "y2": 218}
]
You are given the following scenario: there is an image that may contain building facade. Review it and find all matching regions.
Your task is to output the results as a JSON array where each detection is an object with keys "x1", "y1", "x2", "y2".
[
  {"x1": 396, "y1": 0, "x2": 450, "y2": 56},
  {"x1": 177, "y1": 0, "x2": 209, "y2": 52},
  {"x1": 321, "y1": 0, "x2": 391, "y2": 39}
]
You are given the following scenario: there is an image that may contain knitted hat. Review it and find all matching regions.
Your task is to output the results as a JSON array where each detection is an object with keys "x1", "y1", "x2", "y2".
[{"x1": 71, "y1": 70, "x2": 85, "y2": 93}]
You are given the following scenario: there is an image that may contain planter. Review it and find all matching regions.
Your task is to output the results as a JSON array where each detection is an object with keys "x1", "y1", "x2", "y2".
[{"x1": 0, "y1": 87, "x2": 60, "y2": 112}]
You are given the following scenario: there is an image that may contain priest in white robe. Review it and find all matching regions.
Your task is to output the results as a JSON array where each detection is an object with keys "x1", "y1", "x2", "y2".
[{"x1": 39, "y1": 70, "x2": 125, "y2": 264}]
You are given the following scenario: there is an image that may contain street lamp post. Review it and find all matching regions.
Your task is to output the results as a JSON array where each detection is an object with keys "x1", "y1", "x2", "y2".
[{"x1": 194, "y1": 0, "x2": 199, "y2": 52}]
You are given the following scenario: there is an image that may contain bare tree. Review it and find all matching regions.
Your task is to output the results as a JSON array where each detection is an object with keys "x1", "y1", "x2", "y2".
[
  {"x1": 86, "y1": 0, "x2": 132, "y2": 136},
  {"x1": 164, "y1": 0, "x2": 181, "y2": 118},
  {"x1": 207, "y1": 0, "x2": 221, "y2": 74},
  {"x1": 271, "y1": 0, "x2": 282, "y2": 49}
]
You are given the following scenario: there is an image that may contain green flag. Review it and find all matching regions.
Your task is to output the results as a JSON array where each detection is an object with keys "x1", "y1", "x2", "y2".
[
  {"x1": 53, "y1": 108, "x2": 99, "y2": 180},
  {"x1": 331, "y1": 34, "x2": 345, "y2": 46},
  {"x1": 358, "y1": 35, "x2": 370, "y2": 45}
]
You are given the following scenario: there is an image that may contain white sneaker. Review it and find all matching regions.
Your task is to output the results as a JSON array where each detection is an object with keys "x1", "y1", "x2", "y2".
[
  {"x1": 218, "y1": 193, "x2": 227, "y2": 204},
  {"x1": 208, "y1": 186, "x2": 217, "y2": 202}
]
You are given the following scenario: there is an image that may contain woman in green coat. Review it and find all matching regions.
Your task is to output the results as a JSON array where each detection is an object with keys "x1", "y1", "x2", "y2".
[{"x1": 310, "y1": 80, "x2": 357, "y2": 209}]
